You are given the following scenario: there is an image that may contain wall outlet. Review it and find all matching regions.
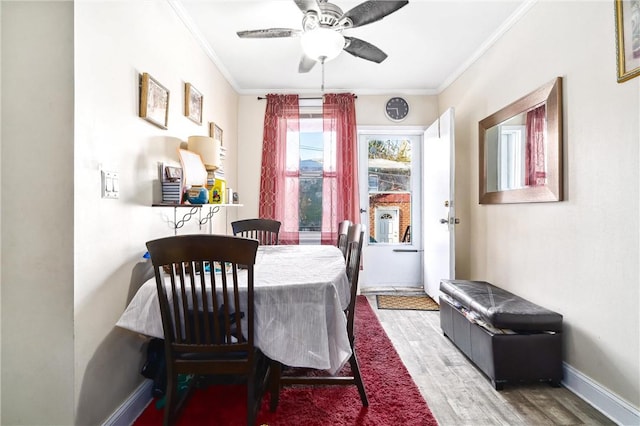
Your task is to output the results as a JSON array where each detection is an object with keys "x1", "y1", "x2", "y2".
[{"x1": 101, "y1": 170, "x2": 119, "y2": 199}]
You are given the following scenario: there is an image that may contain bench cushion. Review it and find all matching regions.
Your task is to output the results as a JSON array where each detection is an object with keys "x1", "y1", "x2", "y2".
[{"x1": 440, "y1": 280, "x2": 562, "y2": 332}]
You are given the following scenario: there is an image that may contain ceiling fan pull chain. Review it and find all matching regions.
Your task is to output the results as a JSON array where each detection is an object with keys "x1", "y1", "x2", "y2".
[{"x1": 321, "y1": 56, "x2": 326, "y2": 92}]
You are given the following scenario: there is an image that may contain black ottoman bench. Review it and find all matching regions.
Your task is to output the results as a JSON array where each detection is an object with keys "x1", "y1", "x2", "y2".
[{"x1": 439, "y1": 279, "x2": 563, "y2": 390}]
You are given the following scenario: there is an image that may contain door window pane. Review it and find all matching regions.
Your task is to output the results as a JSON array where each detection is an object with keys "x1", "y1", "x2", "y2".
[{"x1": 367, "y1": 138, "x2": 412, "y2": 244}]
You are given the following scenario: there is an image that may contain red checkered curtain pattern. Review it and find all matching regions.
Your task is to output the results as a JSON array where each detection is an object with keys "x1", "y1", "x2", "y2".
[
  {"x1": 321, "y1": 93, "x2": 360, "y2": 245},
  {"x1": 525, "y1": 104, "x2": 547, "y2": 186},
  {"x1": 259, "y1": 94, "x2": 300, "y2": 244}
]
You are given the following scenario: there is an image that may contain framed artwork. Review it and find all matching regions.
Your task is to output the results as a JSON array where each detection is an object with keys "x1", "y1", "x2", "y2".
[
  {"x1": 615, "y1": 0, "x2": 640, "y2": 82},
  {"x1": 164, "y1": 166, "x2": 182, "y2": 182},
  {"x1": 209, "y1": 122, "x2": 223, "y2": 145},
  {"x1": 139, "y1": 72, "x2": 170, "y2": 129},
  {"x1": 185, "y1": 83, "x2": 203, "y2": 124}
]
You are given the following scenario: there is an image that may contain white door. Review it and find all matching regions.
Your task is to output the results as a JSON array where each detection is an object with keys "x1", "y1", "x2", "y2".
[
  {"x1": 423, "y1": 108, "x2": 456, "y2": 300},
  {"x1": 358, "y1": 129, "x2": 423, "y2": 288},
  {"x1": 374, "y1": 207, "x2": 399, "y2": 243}
]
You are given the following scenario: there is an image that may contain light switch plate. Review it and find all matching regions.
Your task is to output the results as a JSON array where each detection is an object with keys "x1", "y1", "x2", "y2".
[{"x1": 101, "y1": 170, "x2": 119, "y2": 199}]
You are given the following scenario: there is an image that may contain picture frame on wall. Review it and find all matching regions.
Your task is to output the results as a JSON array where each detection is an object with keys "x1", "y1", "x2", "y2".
[
  {"x1": 139, "y1": 72, "x2": 170, "y2": 129},
  {"x1": 185, "y1": 83, "x2": 203, "y2": 124},
  {"x1": 209, "y1": 122, "x2": 223, "y2": 145},
  {"x1": 615, "y1": 0, "x2": 640, "y2": 82}
]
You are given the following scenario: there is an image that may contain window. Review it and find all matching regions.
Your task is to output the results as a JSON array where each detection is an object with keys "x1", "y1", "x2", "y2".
[
  {"x1": 260, "y1": 93, "x2": 358, "y2": 245},
  {"x1": 286, "y1": 102, "x2": 336, "y2": 244}
]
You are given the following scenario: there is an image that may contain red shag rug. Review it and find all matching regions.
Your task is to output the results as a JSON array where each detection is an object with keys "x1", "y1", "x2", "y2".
[{"x1": 134, "y1": 295, "x2": 438, "y2": 425}]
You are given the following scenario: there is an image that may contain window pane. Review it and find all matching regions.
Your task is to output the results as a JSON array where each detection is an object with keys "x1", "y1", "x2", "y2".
[
  {"x1": 300, "y1": 131, "x2": 323, "y2": 171},
  {"x1": 367, "y1": 138, "x2": 412, "y2": 244},
  {"x1": 286, "y1": 130, "x2": 300, "y2": 171},
  {"x1": 368, "y1": 139, "x2": 411, "y2": 192},
  {"x1": 299, "y1": 115, "x2": 323, "y2": 236},
  {"x1": 299, "y1": 176, "x2": 322, "y2": 231}
]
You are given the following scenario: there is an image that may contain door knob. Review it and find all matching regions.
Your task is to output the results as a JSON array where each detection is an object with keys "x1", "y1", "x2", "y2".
[
  {"x1": 360, "y1": 208, "x2": 367, "y2": 213},
  {"x1": 440, "y1": 218, "x2": 461, "y2": 224}
]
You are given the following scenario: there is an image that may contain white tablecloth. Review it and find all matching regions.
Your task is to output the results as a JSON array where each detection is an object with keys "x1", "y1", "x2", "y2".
[{"x1": 116, "y1": 245, "x2": 352, "y2": 374}]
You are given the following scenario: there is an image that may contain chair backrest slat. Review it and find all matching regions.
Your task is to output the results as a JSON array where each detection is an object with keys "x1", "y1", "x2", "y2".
[{"x1": 231, "y1": 218, "x2": 281, "y2": 245}]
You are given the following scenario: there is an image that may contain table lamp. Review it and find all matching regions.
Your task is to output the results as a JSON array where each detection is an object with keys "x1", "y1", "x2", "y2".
[{"x1": 187, "y1": 136, "x2": 221, "y2": 171}]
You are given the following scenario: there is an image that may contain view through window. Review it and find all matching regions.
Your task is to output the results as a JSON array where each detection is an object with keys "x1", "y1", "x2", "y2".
[
  {"x1": 287, "y1": 104, "x2": 334, "y2": 243},
  {"x1": 366, "y1": 137, "x2": 413, "y2": 244},
  {"x1": 299, "y1": 114, "x2": 323, "y2": 232}
]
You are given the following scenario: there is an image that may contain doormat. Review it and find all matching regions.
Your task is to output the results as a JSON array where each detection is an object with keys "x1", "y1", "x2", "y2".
[{"x1": 376, "y1": 294, "x2": 439, "y2": 311}]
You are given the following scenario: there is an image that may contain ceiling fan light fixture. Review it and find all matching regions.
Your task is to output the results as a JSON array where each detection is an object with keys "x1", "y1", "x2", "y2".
[{"x1": 301, "y1": 27, "x2": 345, "y2": 62}]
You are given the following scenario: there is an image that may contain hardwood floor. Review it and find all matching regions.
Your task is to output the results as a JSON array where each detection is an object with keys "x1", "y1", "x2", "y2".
[{"x1": 362, "y1": 291, "x2": 615, "y2": 426}]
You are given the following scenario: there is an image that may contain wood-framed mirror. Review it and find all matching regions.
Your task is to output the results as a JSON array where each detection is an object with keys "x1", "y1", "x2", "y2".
[{"x1": 479, "y1": 77, "x2": 563, "y2": 204}]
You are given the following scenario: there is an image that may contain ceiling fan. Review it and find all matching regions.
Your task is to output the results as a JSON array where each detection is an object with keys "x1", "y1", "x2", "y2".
[{"x1": 237, "y1": 0, "x2": 409, "y2": 73}]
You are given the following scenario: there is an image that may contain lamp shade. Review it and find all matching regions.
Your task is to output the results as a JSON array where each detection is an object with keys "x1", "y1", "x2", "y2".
[
  {"x1": 187, "y1": 136, "x2": 221, "y2": 171},
  {"x1": 301, "y1": 28, "x2": 345, "y2": 62}
]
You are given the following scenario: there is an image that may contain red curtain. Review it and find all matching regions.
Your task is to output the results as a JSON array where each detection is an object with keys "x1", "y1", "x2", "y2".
[
  {"x1": 259, "y1": 94, "x2": 300, "y2": 244},
  {"x1": 321, "y1": 93, "x2": 360, "y2": 245},
  {"x1": 525, "y1": 104, "x2": 547, "y2": 186}
]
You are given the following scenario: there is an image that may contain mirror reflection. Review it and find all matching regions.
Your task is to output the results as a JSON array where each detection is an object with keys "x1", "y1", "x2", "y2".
[
  {"x1": 485, "y1": 103, "x2": 546, "y2": 192},
  {"x1": 479, "y1": 77, "x2": 563, "y2": 204}
]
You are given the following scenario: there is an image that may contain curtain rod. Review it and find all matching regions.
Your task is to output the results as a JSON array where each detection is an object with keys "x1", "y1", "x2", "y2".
[{"x1": 256, "y1": 95, "x2": 357, "y2": 100}]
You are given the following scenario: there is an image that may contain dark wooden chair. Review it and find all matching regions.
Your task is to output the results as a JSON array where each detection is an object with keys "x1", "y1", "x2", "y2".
[
  {"x1": 342, "y1": 223, "x2": 368, "y2": 405},
  {"x1": 231, "y1": 218, "x2": 281, "y2": 245},
  {"x1": 269, "y1": 223, "x2": 368, "y2": 410},
  {"x1": 337, "y1": 220, "x2": 352, "y2": 259},
  {"x1": 145, "y1": 234, "x2": 271, "y2": 426}
]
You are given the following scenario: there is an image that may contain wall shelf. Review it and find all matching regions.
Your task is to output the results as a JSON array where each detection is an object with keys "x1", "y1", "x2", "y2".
[{"x1": 152, "y1": 203, "x2": 243, "y2": 235}]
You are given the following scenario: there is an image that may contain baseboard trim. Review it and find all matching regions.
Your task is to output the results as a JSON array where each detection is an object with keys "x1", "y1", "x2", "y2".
[
  {"x1": 563, "y1": 362, "x2": 639, "y2": 425},
  {"x1": 102, "y1": 380, "x2": 153, "y2": 426}
]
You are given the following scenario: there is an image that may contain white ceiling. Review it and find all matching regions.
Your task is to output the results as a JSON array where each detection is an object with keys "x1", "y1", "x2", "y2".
[{"x1": 171, "y1": 0, "x2": 533, "y2": 95}]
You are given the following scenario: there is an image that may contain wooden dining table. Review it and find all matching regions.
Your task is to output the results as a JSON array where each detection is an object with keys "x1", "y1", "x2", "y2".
[{"x1": 116, "y1": 244, "x2": 352, "y2": 375}]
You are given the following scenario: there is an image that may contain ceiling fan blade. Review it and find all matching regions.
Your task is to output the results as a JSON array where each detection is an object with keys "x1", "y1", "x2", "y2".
[
  {"x1": 341, "y1": 1, "x2": 408, "y2": 29},
  {"x1": 298, "y1": 55, "x2": 317, "y2": 73},
  {"x1": 294, "y1": 0, "x2": 320, "y2": 14},
  {"x1": 343, "y1": 36, "x2": 388, "y2": 63},
  {"x1": 237, "y1": 28, "x2": 302, "y2": 38}
]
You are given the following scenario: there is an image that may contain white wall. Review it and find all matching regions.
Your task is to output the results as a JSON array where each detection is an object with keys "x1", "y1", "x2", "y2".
[
  {"x1": 439, "y1": 0, "x2": 639, "y2": 411},
  {"x1": 72, "y1": 2, "x2": 240, "y2": 424},
  {"x1": 237, "y1": 94, "x2": 439, "y2": 218},
  {"x1": 1, "y1": 2, "x2": 75, "y2": 424}
]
